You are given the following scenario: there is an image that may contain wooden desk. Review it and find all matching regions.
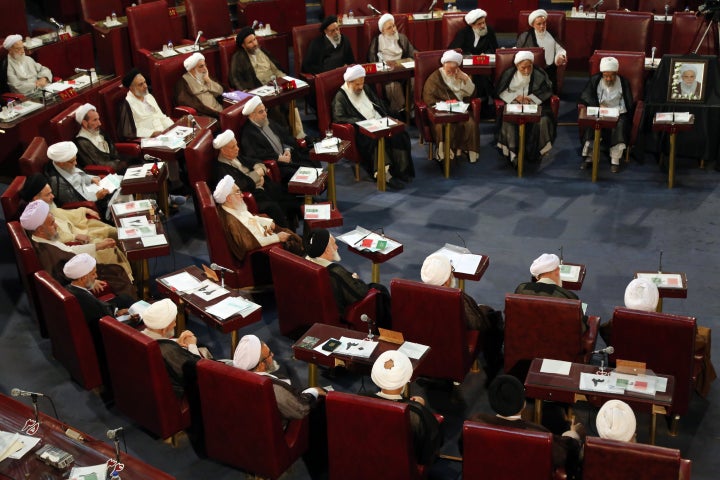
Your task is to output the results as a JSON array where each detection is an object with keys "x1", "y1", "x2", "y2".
[
  {"x1": 652, "y1": 116, "x2": 695, "y2": 188},
  {"x1": 292, "y1": 323, "x2": 430, "y2": 387},
  {"x1": 0, "y1": 394, "x2": 174, "y2": 479},
  {"x1": 427, "y1": 108, "x2": 470, "y2": 178},
  {"x1": 634, "y1": 271, "x2": 688, "y2": 312},
  {"x1": 120, "y1": 162, "x2": 170, "y2": 215},
  {"x1": 310, "y1": 139, "x2": 351, "y2": 208},
  {"x1": 560, "y1": 262, "x2": 587, "y2": 291},
  {"x1": 502, "y1": 105, "x2": 542, "y2": 178},
  {"x1": 524, "y1": 357, "x2": 674, "y2": 445},
  {"x1": 92, "y1": 17, "x2": 133, "y2": 76},
  {"x1": 347, "y1": 235, "x2": 404, "y2": 283},
  {"x1": 288, "y1": 171, "x2": 328, "y2": 205},
  {"x1": 453, "y1": 255, "x2": 490, "y2": 291},
  {"x1": 578, "y1": 111, "x2": 620, "y2": 182},
  {"x1": 358, "y1": 119, "x2": 406, "y2": 191},
  {"x1": 301, "y1": 202, "x2": 344, "y2": 231},
  {"x1": 156, "y1": 265, "x2": 263, "y2": 350}
]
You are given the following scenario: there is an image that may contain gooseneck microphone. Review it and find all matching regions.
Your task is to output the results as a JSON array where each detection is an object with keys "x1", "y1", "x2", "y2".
[
  {"x1": 428, "y1": 0, "x2": 437, "y2": 12},
  {"x1": 11, "y1": 388, "x2": 45, "y2": 397},
  {"x1": 591, "y1": 346, "x2": 614, "y2": 355},
  {"x1": 11, "y1": 388, "x2": 60, "y2": 422},
  {"x1": 367, "y1": 4, "x2": 382, "y2": 15},
  {"x1": 210, "y1": 262, "x2": 233, "y2": 273},
  {"x1": 107, "y1": 427, "x2": 124, "y2": 462},
  {"x1": 144, "y1": 154, "x2": 161, "y2": 162},
  {"x1": 194, "y1": 30, "x2": 203, "y2": 50}
]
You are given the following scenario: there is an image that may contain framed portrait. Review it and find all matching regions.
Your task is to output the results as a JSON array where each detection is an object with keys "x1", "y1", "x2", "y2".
[{"x1": 667, "y1": 58, "x2": 708, "y2": 103}]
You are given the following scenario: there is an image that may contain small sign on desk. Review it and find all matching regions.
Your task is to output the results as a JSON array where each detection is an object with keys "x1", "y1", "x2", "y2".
[
  {"x1": 635, "y1": 272, "x2": 684, "y2": 288},
  {"x1": 304, "y1": 204, "x2": 331, "y2": 220}
]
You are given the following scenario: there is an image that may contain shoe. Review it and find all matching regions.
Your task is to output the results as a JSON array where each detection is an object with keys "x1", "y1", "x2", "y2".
[
  {"x1": 611, "y1": 164, "x2": 620, "y2": 174},
  {"x1": 580, "y1": 159, "x2": 592, "y2": 170},
  {"x1": 169, "y1": 195, "x2": 186, "y2": 206},
  {"x1": 386, "y1": 177, "x2": 405, "y2": 190}
]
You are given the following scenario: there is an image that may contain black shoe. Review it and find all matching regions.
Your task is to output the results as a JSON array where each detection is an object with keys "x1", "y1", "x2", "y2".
[
  {"x1": 386, "y1": 177, "x2": 405, "y2": 190},
  {"x1": 611, "y1": 164, "x2": 620, "y2": 173},
  {"x1": 580, "y1": 160, "x2": 592, "y2": 170}
]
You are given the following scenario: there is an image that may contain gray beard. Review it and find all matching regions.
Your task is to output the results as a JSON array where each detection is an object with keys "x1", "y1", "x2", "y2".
[
  {"x1": 256, "y1": 117, "x2": 270, "y2": 128},
  {"x1": 473, "y1": 27, "x2": 488, "y2": 37}
]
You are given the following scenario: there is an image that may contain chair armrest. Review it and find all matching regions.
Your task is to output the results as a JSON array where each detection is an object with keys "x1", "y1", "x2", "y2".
[
  {"x1": 1, "y1": 92, "x2": 26, "y2": 102},
  {"x1": 262, "y1": 160, "x2": 281, "y2": 183},
  {"x1": 680, "y1": 458, "x2": 692, "y2": 479},
  {"x1": 331, "y1": 123, "x2": 355, "y2": 141},
  {"x1": 296, "y1": 138, "x2": 307, "y2": 149},
  {"x1": 300, "y1": 72, "x2": 315, "y2": 83},
  {"x1": 62, "y1": 201, "x2": 99, "y2": 213},
  {"x1": 582, "y1": 315, "x2": 601, "y2": 362},
  {"x1": 470, "y1": 98, "x2": 482, "y2": 124},
  {"x1": 115, "y1": 143, "x2": 141, "y2": 156},
  {"x1": 344, "y1": 287, "x2": 379, "y2": 330},
  {"x1": 550, "y1": 95, "x2": 560, "y2": 119},
  {"x1": 174, "y1": 106, "x2": 197, "y2": 118},
  {"x1": 630, "y1": 100, "x2": 644, "y2": 145},
  {"x1": 494, "y1": 98, "x2": 505, "y2": 117},
  {"x1": 84, "y1": 165, "x2": 115, "y2": 176},
  {"x1": 577, "y1": 103, "x2": 586, "y2": 115}
]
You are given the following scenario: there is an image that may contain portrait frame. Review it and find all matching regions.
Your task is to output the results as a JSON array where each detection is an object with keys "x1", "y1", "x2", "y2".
[{"x1": 667, "y1": 58, "x2": 708, "y2": 103}]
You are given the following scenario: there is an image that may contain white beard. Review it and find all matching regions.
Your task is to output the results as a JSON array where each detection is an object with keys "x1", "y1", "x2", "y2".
[{"x1": 473, "y1": 27, "x2": 488, "y2": 37}]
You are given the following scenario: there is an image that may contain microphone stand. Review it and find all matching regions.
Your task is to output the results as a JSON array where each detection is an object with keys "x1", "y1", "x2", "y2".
[
  {"x1": 113, "y1": 434, "x2": 121, "y2": 462},
  {"x1": 31, "y1": 393, "x2": 40, "y2": 424}
]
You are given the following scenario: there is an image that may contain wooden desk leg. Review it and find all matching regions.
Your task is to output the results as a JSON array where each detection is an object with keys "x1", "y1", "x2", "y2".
[
  {"x1": 132, "y1": 259, "x2": 150, "y2": 300},
  {"x1": 650, "y1": 408, "x2": 658, "y2": 445},
  {"x1": 443, "y1": 123, "x2": 451, "y2": 179},
  {"x1": 457, "y1": 278, "x2": 465, "y2": 291},
  {"x1": 591, "y1": 127, "x2": 601, "y2": 183},
  {"x1": 231, "y1": 330, "x2": 239, "y2": 352},
  {"x1": 327, "y1": 163, "x2": 337, "y2": 208},
  {"x1": 371, "y1": 262, "x2": 380, "y2": 284},
  {"x1": 534, "y1": 398, "x2": 543, "y2": 424},
  {"x1": 288, "y1": 99, "x2": 298, "y2": 138},
  {"x1": 176, "y1": 300, "x2": 186, "y2": 332},
  {"x1": 668, "y1": 132, "x2": 677, "y2": 189},
  {"x1": 159, "y1": 177, "x2": 169, "y2": 215},
  {"x1": 404, "y1": 80, "x2": 411, "y2": 125},
  {"x1": 304, "y1": 195, "x2": 312, "y2": 205},
  {"x1": 656, "y1": 297, "x2": 663, "y2": 312},
  {"x1": 376, "y1": 137, "x2": 386, "y2": 192},
  {"x1": 517, "y1": 123, "x2": 526, "y2": 178},
  {"x1": 308, "y1": 363, "x2": 318, "y2": 387}
]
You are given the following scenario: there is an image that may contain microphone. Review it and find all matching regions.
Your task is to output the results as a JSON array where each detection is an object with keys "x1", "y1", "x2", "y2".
[
  {"x1": 367, "y1": 4, "x2": 382, "y2": 14},
  {"x1": 361, "y1": 314, "x2": 375, "y2": 340},
  {"x1": 270, "y1": 74, "x2": 279, "y2": 94},
  {"x1": 49, "y1": 17, "x2": 64, "y2": 30},
  {"x1": 658, "y1": 250, "x2": 663, "y2": 273},
  {"x1": 651, "y1": 46, "x2": 657, "y2": 65},
  {"x1": 210, "y1": 262, "x2": 234, "y2": 273},
  {"x1": 11, "y1": 388, "x2": 45, "y2": 397},
  {"x1": 558, "y1": 245, "x2": 564, "y2": 263},
  {"x1": 361, "y1": 314, "x2": 371, "y2": 323},
  {"x1": 194, "y1": 30, "x2": 203, "y2": 49},
  {"x1": 592, "y1": 346, "x2": 614, "y2": 355},
  {"x1": 251, "y1": 20, "x2": 259, "y2": 30},
  {"x1": 592, "y1": 0, "x2": 604, "y2": 10},
  {"x1": 428, "y1": 0, "x2": 437, "y2": 12},
  {"x1": 106, "y1": 427, "x2": 123, "y2": 440},
  {"x1": 74, "y1": 67, "x2": 95, "y2": 74},
  {"x1": 144, "y1": 154, "x2": 161, "y2": 162},
  {"x1": 665, "y1": 3, "x2": 669, "y2": 16}
]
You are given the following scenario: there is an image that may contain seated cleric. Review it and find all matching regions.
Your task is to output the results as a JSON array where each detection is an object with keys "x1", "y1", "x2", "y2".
[
  {"x1": 74, "y1": 103, "x2": 136, "y2": 174},
  {"x1": 302, "y1": 15, "x2": 355, "y2": 75},
  {"x1": 118, "y1": 68, "x2": 174, "y2": 140},
  {"x1": 174, "y1": 52, "x2": 224, "y2": 118},
  {"x1": 3, "y1": 34, "x2": 52, "y2": 95}
]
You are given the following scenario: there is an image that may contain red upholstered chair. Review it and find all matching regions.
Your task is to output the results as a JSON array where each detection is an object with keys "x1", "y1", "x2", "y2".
[
  {"x1": 185, "y1": 129, "x2": 215, "y2": 188},
  {"x1": 7, "y1": 221, "x2": 46, "y2": 336},
  {"x1": 98, "y1": 78, "x2": 131, "y2": 144},
  {"x1": 217, "y1": 38, "x2": 237, "y2": 90},
  {"x1": 669, "y1": 11, "x2": 719, "y2": 55},
  {"x1": 337, "y1": 0, "x2": 389, "y2": 16},
  {"x1": 326, "y1": 391, "x2": 430, "y2": 479},
  {"x1": 194, "y1": 181, "x2": 272, "y2": 288},
  {"x1": 184, "y1": 0, "x2": 233, "y2": 39},
  {"x1": 147, "y1": 53, "x2": 199, "y2": 118},
  {"x1": 391, "y1": 0, "x2": 443, "y2": 13},
  {"x1": 1, "y1": 176, "x2": 26, "y2": 222},
  {"x1": 315, "y1": 66, "x2": 363, "y2": 180},
  {"x1": 637, "y1": 0, "x2": 683, "y2": 13},
  {"x1": 0, "y1": 0, "x2": 30, "y2": 38},
  {"x1": 583, "y1": 437, "x2": 692, "y2": 480},
  {"x1": 462, "y1": 421, "x2": 562, "y2": 480},
  {"x1": 269, "y1": 247, "x2": 378, "y2": 336},
  {"x1": 601, "y1": 11, "x2": 654, "y2": 55},
  {"x1": 576, "y1": 50, "x2": 646, "y2": 163},
  {"x1": 33, "y1": 270, "x2": 103, "y2": 390},
  {"x1": 80, "y1": 0, "x2": 125, "y2": 25},
  {"x1": 503, "y1": 293, "x2": 600, "y2": 377},
  {"x1": 195, "y1": 359, "x2": 309, "y2": 479},
  {"x1": 390, "y1": 278, "x2": 481, "y2": 383},
  {"x1": 577, "y1": 0, "x2": 621, "y2": 11},
  {"x1": 292, "y1": 23, "x2": 322, "y2": 83},
  {"x1": 493, "y1": 48, "x2": 560, "y2": 119},
  {"x1": 99, "y1": 316, "x2": 191, "y2": 440},
  {"x1": 363, "y1": 13, "x2": 409, "y2": 61},
  {"x1": 610, "y1": 306, "x2": 697, "y2": 430},
  {"x1": 440, "y1": 13, "x2": 467, "y2": 49}
]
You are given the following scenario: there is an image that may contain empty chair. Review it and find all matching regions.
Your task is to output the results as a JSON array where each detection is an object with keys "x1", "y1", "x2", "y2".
[
  {"x1": 269, "y1": 247, "x2": 377, "y2": 337},
  {"x1": 601, "y1": 11, "x2": 654, "y2": 55},
  {"x1": 391, "y1": 278, "x2": 481, "y2": 383},
  {"x1": 98, "y1": 78, "x2": 130, "y2": 144},
  {"x1": 184, "y1": 0, "x2": 233, "y2": 39},
  {"x1": 1, "y1": 176, "x2": 27, "y2": 222},
  {"x1": 668, "y1": 11, "x2": 719, "y2": 56},
  {"x1": 195, "y1": 359, "x2": 310, "y2": 479}
]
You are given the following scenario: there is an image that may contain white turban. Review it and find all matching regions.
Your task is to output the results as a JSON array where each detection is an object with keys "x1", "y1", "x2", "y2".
[
  {"x1": 596, "y1": 400, "x2": 636, "y2": 442},
  {"x1": 378, "y1": 13, "x2": 394, "y2": 31},
  {"x1": 213, "y1": 175, "x2": 235, "y2": 204},
  {"x1": 343, "y1": 64, "x2": 366, "y2": 82},
  {"x1": 63, "y1": 253, "x2": 96, "y2": 279},
  {"x1": 74, "y1": 103, "x2": 96, "y2": 125},
  {"x1": 241, "y1": 95, "x2": 263, "y2": 116},
  {"x1": 3, "y1": 34, "x2": 22, "y2": 50},
  {"x1": 680, "y1": 64, "x2": 697, "y2": 75},
  {"x1": 624, "y1": 278, "x2": 659, "y2": 312},
  {"x1": 528, "y1": 9, "x2": 547, "y2": 26},
  {"x1": 141, "y1": 298, "x2": 177, "y2": 330},
  {"x1": 441, "y1": 50, "x2": 463, "y2": 65},
  {"x1": 421, "y1": 254, "x2": 452, "y2": 286},
  {"x1": 19, "y1": 199, "x2": 50, "y2": 231},
  {"x1": 529, "y1": 253, "x2": 560, "y2": 277},
  {"x1": 212, "y1": 130, "x2": 235, "y2": 149},
  {"x1": 514, "y1": 50, "x2": 534, "y2": 65},
  {"x1": 600, "y1": 57, "x2": 619, "y2": 73},
  {"x1": 465, "y1": 9, "x2": 487, "y2": 25},
  {"x1": 47, "y1": 141, "x2": 78, "y2": 163},
  {"x1": 371, "y1": 350, "x2": 413, "y2": 390},
  {"x1": 183, "y1": 52, "x2": 204, "y2": 72},
  {"x1": 232, "y1": 335, "x2": 262, "y2": 370}
]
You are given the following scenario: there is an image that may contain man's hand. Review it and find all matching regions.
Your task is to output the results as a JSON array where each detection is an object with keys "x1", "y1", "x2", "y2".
[
  {"x1": 90, "y1": 279, "x2": 108, "y2": 294},
  {"x1": 410, "y1": 395, "x2": 426, "y2": 406},
  {"x1": 254, "y1": 164, "x2": 266, "y2": 176},
  {"x1": 257, "y1": 175, "x2": 265, "y2": 188},
  {"x1": 277, "y1": 232, "x2": 290, "y2": 242},
  {"x1": 555, "y1": 54, "x2": 567, "y2": 66},
  {"x1": 95, "y1": 188, "x2": 109, "y2": 200},
  {"x1": 278, "y1": 151, "x2": 291, "y2": 163},
  {"x1": 96, "y1": 238, "x2": 116, "y2": 250},
  {"x1": 91, "y1": 177, "x2": 101, "y2": 185},
  {"x1": 36, "y1": 78, "x2": 49, "y2": 88},
  {"x1": 75, "y1": 234, "x2": 90, "y2": 244},
  {"x1": 351, "y1": 272, "x2": 360, "y2": 279},
  {"x1": 314, "y1": 387, "x2": 328, "y2": 397},
  {"x1": 85, "y1": 208, "x2": 100, "y2": 219},
  {"x1": 116, "y1": 308, "x2": 129, "y2": 316},
  {"x1": 177, "y1": 330, "x2": 198, "y2": 348}
]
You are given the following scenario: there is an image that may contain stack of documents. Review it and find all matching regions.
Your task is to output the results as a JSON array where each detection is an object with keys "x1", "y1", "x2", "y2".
[
  {"x1": 123, "y1": 162, "x2": 165, "y2": 180},
  {"x1": 337, "y1": 226, "x2": 402, "y2": 254},
  {"x1": 118, "y1": 216, "x2": 157, "y2": 239},
  {"x1": 356, "y1": 117, "x2": 398, "y2": 132},
  {"x1": 112, "y1": 199, "x2": 153, "y2": 215},
  {"x1": 0, "y1": 430, "x2": 40, "y2": 461},
  {"x1": 431, "y1": 244, "x2": 482, "y2": 275},
  {"x1": 434, "y1": 101, "x2": 469, "y2": 113},
  {"x1": 206, "y1": 296, "x2": 260, "y2": 319},
  {"x1": 290, "y1": 167, "x2": 323, "y2": 184}
]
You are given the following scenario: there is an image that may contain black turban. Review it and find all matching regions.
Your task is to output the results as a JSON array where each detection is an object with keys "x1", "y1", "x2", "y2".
[
  {"x1": 305, "y1": 229, "x2": 330, "y2": 258},
  {"x1": 488, "y1": 375, "x2": 526, "y2": 417},
  {"x1": 122, "y1": 68, "x2": 141, "y2": 88},
  {"x1": 19, "y1": 174, "x2": 48, "y2": 202},
  {"x1": 236, "y1": 27, "x2": 255, "y2": 48},
  {"x1": 321, "y1": 16, "x2": 338, "y2": 31}
]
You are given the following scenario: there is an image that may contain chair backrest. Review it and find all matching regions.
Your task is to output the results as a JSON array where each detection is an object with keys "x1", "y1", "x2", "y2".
[
  {"x1": 315, "y1": 66, "x2": 347, "y2": 132},
  {"x1": 98, "y1": 316, "x2": 189, "y2": 438},
  {"x1": 185, "y1": 0, "x2": 233, "y2": 39},
  {"x1": 637, "y1": 0, "x2": 683, "y2": 14},
  {"x1": 363, "y1": 13, "x2": 409, "y2": 60},
  {"x1": 503, "y1": 293, "x2": 586, "y2": 376},
  {"x1": 337, "y1": 0, "x2": 389, "y2": 16},
  {"x1": 601, "y1": 11, "x2": 654, "y2": 55},
  {"x1": 49, "y1": 102, "x2": 83, "y2": 144},
  {"x1": 326, "y1": 391, "x2": 422, "y2": 480},
  {"x1": 80, "y1": 0, "x2": 125, "y2": 23},
  {"x1": 580, "y1": 0, "x2": 621, "y2": 11},
  {"x1": 218, "y1": 100, "x2": 250, "y2": 138},
  {"x1": 268, "y1": 247, "x2": 344, "y2": 336},
  {"x1": 440, "y1": 13, "x2": 467, "y2": 49},
  {"x1": 391, "y1": 278, "x2": 475, "y2": 382},
  {"x1": 148, "y1": 52, "x2": 191, "y2": 117},
  {"x1": 413, "y1": 49, "x2": 445, "y2": 143},
  {"x1": 391, "y1": 0, "x2": 443, "y2": 13},
  {"x1": 19, "y1": 137, "x2": 49, "y2": 177},
  {"x1": 195, "y1": 359, "x2": 309, "y2": 479},
  {"x1": 217, "y1": 38, "x2": 236, "y2": 90},
  {"x1": 494, "y1": 47, "x2": 546, "y2": 85},
  {"x1": 98, "y1": 78, "x2": 128, "y2": 144},
  {"x1": 126, "y1": 1, "x2": 177, "y2": 72},
  {"x1": 0, "y1": 0, "x2": 30, "y2": 38},
  {"x1": 610, "y1": 306, "x2": 696, "y2": 416},
  {"x1": 518, "y1": 10, "x2": 566, "y2": 43},
  {"x1": 583, "y1": 436, "x2": 687, "y2": 480},
  {"x1": 7, "y1": 221, "x2": 45, "y2": 334},
  {"x1": 589, "y1": 50, "x2": 646, "y2": 104},
  {"x1": 669, "y1": 11, "x2": 719, "y2": 55},
  {"x1": 292, "y1": 23, "x2": 322, "y2": 76},
  {"x1": 462, "y1": 421, "x2": 554, "y2": 480},
  {"x1": 33, "y1": 270, "x2": 103, "y2": 390},
  {"x1": 1, "y1": 175, "x2": 26, "y2": 222},
  {"x1": 184, "y1": 129, "x2": 215, "y2": 188}
]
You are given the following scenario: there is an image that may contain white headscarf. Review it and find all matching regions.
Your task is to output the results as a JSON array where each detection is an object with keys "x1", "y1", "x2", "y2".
[
  {"x1": 241, "y1": 96, "x2": 263, "y2": 116},
  {"x1": 343, "y1": 64, "x2": 366, "y2": 82},
  {"x1": 74, "y1": 103, "x2": 96, "y2": 125},
  {"x1": 530, "y1": 253, "x2": 560, "y2": 277},
  {"x1": 213, "y1": 175, "x2": 235, "y2": 204},
  {"x1": 183, "y1": 52, "x2": 204, "y2": 71},
  {"x1": 421, "y1": 254, "x2": 452, "y2": 286},
  {"x1": 142, "y1": 298, "x2": 177, "y2": 330},
  {"x1": 596, "y1": 400, "x2": 636, "y2": 442},
  {"x1": 624, "y1": 278, "x2": 659, "y2": 312},
  {"x1": 212, "y1": 130, "x2": 235, "y2": 149},
  {"x1": 47, "y1": 141, "x2": 78, "y2": 163},
  {"x1": 465, "y1": 9, "x2": 487, "y2": 25},
  {"x1": 19, "y1": 199, "x2": 50, "y2": 231},
  {"x1": 3, "y1": 34, "x2": 22, "y2": 50}
]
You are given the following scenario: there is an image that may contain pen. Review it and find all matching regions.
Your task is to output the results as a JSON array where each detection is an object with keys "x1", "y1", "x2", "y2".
[{"x1": 353, "y1": 231, "x2": 372, "y2": 246}]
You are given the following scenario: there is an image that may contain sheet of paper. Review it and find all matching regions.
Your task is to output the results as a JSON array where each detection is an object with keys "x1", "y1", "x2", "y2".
[
  {"x1": 120, "y1": 216, "x2": 149, "y2": 228},
  {"x1": 97, "y1": 173, "x2": 122, "y2": 193},
  {"x1": 655, "y1": 112, "x2": 691, "y2": 123},
  {"x1": 559, "y1": 264, "x2": 581, "y2": 283},
  {"x1": 304, "y1": 204, "x2": 331, "y2": 220},
  {"x1": 540, "y1": 359, "x2": 572, "y2": 375},
  {"x1": 2, "y1": 431, "x2": 40, "y2": 459},
  {"x1": 0, "y1": 432, "x2": 22, "y2": 462},
  {"x1": 43, "y1": 82, "x2": 73, "y2": 93},
  {"x1": 158, "y1": 48, "x2": 178, "y2": 57},
  {"x1": 506, "y1": 103, "x2": 539, "y2": 114},
  {"x1": 175, "y1": 45, "x2": 201, "y2": 54},
  {"x1": 69, "y1": 463, "x2": 109, "y2": 480},
  {"x1": 141, "y1": 234, "x2": 167, "y2": 247},
  {"x1": 434, "y1": 101, "x2": 469, "y2": 113},
  {"x1": 431, "y1": 244, "x2": 482, "y2": 275},
  {"x1": 636, "y1": 272, "x2": 684, "y2": 288},
  {"x1": 117, "y1": 224, "x2": 157, "y2": 239},
  {"x1": 337, "y1": 226, "x2": 402, "y2": 254},
  {"x1": 112, "y1": 199, "x2": 152, "y2": 215},
  {"x1": 400, "y1": 60, "x2": 415, "y2": 69},
  {"x1": 397, "y1": 341, "x2": 429, "y2": 360},
  {"x1": 356, "y1": 117, "x2": 398, "y2": 132},
  {"x1": 248, "y1": 85, "x2": 277, "y2": 97},
  {"x1": 290, "y1": 167, "x2": 323, "y2": 184},
  {"x1": 205, "y1": 296, "x2": 261, "y2": 319},
  {"x1": 122, "y1": 166, "x2": 146, "y2": 179},
  {"x1": 162, "y1": 271, "x2": 202, "y2": 293},
  {"x1": 599, "y1": 107, "x2": 619, "y2": 117},
  {"x1": 191, "y1": 279, "x2": 229, "y2": 301},
  {"x1": 338, "y1": 336, "x2": 378, "y2": 358},
  {"x1": 282, "y1": 76, "x2": 308, "y2": 88},
  {"x1": 579, "y1": 372, "x2": 625, "y2": 394}
]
